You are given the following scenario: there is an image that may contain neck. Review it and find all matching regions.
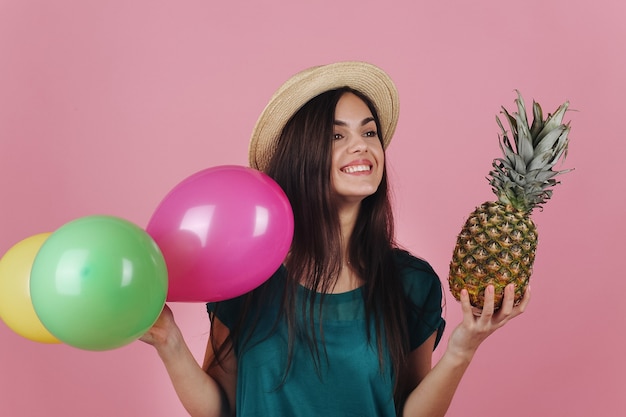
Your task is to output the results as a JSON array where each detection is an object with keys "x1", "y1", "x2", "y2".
[
  {"x1": 337, "y1": 202, "x2": 360, "y2": 252},
  {"x1": 332, "y1": 202, "x2": 363, "y2": 293}
]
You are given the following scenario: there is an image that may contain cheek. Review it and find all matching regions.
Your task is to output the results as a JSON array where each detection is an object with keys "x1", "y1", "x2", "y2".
[
  {"x1": 330, "y1": 147, "x2": 344, "y2": 174},
  {"x1": 376, "y1": 149, "x2": 385, "y2": 170}
]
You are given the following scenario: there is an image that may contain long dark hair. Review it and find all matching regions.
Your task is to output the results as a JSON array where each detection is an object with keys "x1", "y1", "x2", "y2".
[{"x1": 210, "y1": 87, "x2": 412, "y2": 407}]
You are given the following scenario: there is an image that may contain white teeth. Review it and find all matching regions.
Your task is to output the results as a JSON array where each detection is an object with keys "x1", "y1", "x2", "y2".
[{"x1": 342, "y1": 165, "x2": 371, "y2": 173}]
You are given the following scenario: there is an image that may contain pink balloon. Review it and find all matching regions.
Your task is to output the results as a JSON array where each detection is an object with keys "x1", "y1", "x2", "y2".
[{"x1": 147, "y1": 165, "x2": 294, "y2": 302}]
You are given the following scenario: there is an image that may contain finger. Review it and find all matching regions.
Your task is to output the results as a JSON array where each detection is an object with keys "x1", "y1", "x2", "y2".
[
  {"x1": 480, "y1": 285, "x2": 495, "y2": 321},
  {"x1": 495, "y1": 283, "x2": 515, "y2": 320},
  {"x1": 459, "y1": 289, "x2": 476, "y2": 323},
  {"x1": 515, "y1": 285, "x2": 531, "y2": 313},
  {"x1": 138, "y1": 332, "x2": 155, "y2": 345}
]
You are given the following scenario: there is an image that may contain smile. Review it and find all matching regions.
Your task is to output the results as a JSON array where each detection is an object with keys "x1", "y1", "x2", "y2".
[{"x1": 341, "y1": 165, "x2": 371, "y2": 174}]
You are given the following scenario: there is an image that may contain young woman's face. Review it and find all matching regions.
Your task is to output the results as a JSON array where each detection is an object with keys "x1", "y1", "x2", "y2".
[{"x1": 330, "y1": 92, "x2": 384, "y2": 205}]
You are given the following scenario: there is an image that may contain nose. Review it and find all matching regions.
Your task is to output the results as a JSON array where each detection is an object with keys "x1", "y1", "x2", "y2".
[{"x1": 347, "y1": 134, "x2": 367, "y2": 153}]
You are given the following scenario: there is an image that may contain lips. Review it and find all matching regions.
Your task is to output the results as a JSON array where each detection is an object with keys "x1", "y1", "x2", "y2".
[
  {"x1": 341, "y1": 164, "x2": 371, "y2": 174},
  {"x1": 340, "y1": 158, "x2": 374, "y2": 174}
]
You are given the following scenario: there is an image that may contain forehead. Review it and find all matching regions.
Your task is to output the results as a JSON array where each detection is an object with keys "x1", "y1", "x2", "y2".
[{"x1": 334, "y1": 92, "x2": 374, "y2": 118}]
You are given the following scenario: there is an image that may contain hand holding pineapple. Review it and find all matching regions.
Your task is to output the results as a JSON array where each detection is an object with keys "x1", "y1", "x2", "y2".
[
  {"x1": 446, "y1": 282, "x2": 530, "y2": 362},
  {"x1": 448, "y1": 91, "x2": 572, "y2": 311}
]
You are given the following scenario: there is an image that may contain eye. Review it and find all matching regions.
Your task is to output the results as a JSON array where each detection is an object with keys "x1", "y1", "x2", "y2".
[
  {"x1": 364, "y1": 130, "x2": 378, "y2": 138},
  {"x1": 333, "y1": 133, "x2": 344, "y2": 140}
]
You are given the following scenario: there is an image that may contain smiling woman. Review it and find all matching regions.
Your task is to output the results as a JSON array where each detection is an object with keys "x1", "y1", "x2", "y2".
[
  {"x1": 140, "y1": 61, "x2": 529, "y2": 417},
  {"x1": 0, "y1": 0, "x2": 623, "y2": 415}
]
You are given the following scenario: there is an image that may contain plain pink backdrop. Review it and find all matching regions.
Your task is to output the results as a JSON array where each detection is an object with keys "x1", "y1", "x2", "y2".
[{"x1": 1, "y1": 0, "x2": 624, "y2": 416}]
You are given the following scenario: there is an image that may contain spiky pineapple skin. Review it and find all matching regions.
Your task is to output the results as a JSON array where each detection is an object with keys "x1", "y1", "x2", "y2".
[{"x1": 448, "y1": 201, "x2": 537, "y2": 309}]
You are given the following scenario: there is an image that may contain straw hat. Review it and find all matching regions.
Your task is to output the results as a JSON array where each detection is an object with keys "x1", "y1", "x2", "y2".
[{"x1": 248, "y1": 61, "x2": 399, "y2": 173}]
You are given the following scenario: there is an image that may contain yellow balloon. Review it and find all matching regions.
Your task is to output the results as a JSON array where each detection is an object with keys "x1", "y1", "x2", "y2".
[{"x1": 0, "y1": 233, "x2": 60, "y2": 344}]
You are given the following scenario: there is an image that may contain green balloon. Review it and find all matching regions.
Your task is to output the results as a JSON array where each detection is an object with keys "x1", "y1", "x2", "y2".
[{"x1": 30, "y1": 215, "x2": 168, "y2": 351}]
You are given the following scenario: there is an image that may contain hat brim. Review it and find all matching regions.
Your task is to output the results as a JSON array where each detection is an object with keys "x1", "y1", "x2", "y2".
[{"x1": 249, "y1": 61, "x2": 399, "y2": 172}]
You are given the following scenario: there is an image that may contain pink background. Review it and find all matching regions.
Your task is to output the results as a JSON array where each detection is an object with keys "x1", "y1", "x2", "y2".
[{"x1": 1, "y1": 1, "x2": 624, "y2": 416}]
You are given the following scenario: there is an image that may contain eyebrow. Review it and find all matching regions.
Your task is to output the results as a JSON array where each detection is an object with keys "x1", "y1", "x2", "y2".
[{"x1": 333, "y1": 117, "x2": 376, "y2": 127}]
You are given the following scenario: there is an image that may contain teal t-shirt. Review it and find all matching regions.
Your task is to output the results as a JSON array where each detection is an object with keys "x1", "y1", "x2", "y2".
[{"x1": 207, "y1": 250, "x2": 445, "y2": 416}]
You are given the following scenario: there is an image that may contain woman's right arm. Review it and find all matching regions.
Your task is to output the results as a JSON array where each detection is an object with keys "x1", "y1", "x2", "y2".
[{"x1": 140, "y1": 305, "x2": 236, "y2": 417}]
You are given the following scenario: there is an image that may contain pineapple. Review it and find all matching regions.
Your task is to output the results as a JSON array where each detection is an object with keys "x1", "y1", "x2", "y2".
[{"x1": 448, "y1": 91, "x2": 572, "y2": 310}]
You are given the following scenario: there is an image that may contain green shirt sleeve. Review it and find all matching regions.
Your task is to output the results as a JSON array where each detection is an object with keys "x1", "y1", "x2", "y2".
[
  {"x1": 206, "y1": 294, "x2": 244, "y2": 330},
  {"x1": 395, "y1": 250, "x2": 446, "y2": 350}
]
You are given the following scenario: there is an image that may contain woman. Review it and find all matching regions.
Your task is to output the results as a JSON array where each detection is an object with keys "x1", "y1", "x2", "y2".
[{"x1": 141, "y1": 61, "x2": 529, "y2": 417}]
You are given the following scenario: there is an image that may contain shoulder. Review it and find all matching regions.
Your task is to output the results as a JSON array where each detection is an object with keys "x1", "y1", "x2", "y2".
[
  {"x1": 392, "y1": 249, "x2": 441, "y2": 296},
  {"x1": 393, "y1": 248, "x2": 437, "y2": 275},
  {"x1": 392, "y1": 248, "x2": 444, "y2": 315},
  {"x1": 206, "y1": 265, "x2": 287, "y2": 329}
]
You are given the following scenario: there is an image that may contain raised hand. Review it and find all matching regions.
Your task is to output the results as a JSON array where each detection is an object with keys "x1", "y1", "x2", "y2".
[{"x1": 447, "y1": 283, "x2": 530, "y2": 361}]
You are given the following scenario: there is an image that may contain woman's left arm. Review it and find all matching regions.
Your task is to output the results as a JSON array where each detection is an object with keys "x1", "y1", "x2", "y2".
[{"x1": 402, "y1": 283, "x2": 530, "y2": 417}]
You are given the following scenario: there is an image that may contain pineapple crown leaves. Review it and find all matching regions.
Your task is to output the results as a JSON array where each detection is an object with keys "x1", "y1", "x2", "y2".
[{"x1": 488, "y1": 90, "x2": 573, "y2": 213}]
